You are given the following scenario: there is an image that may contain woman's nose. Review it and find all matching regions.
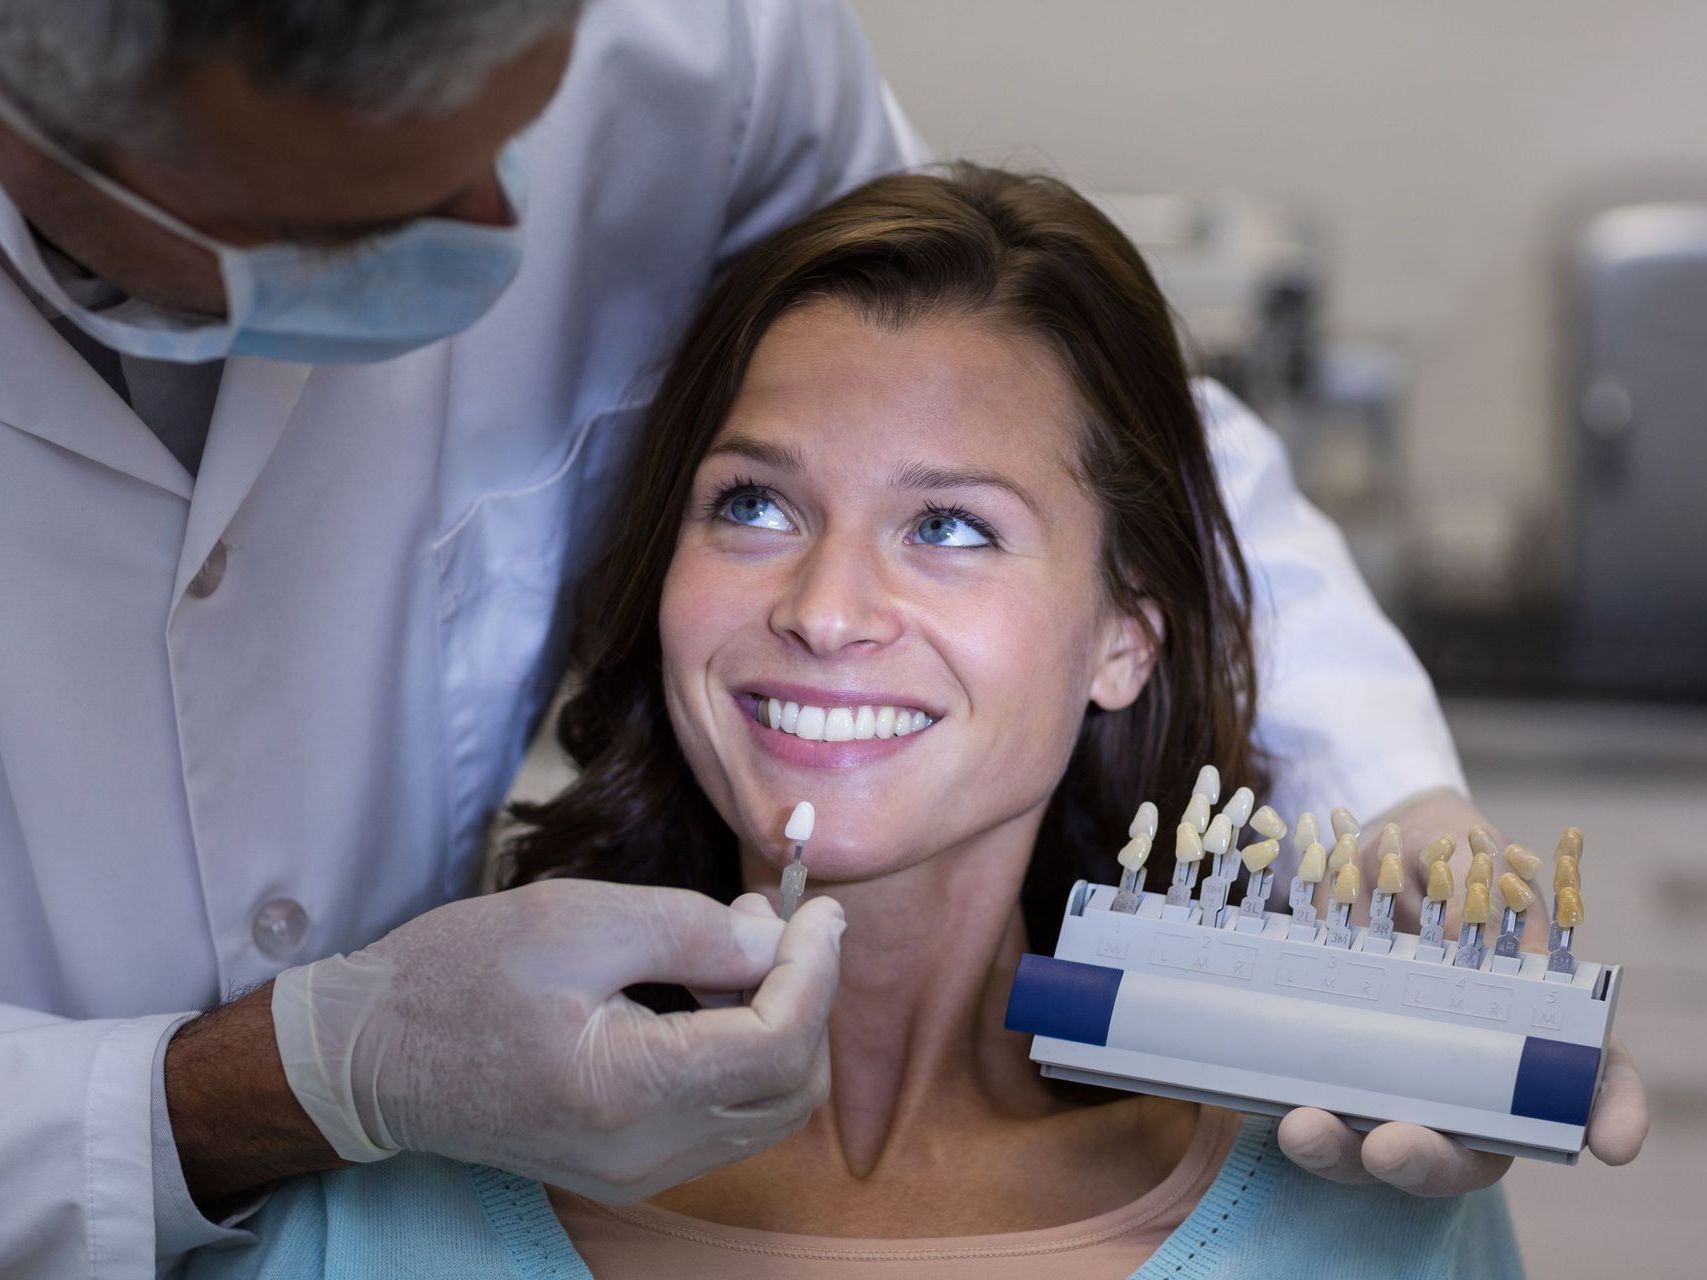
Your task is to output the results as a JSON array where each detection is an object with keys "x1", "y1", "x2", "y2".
[{"x1": 770, "y1": 531, "x2": 902, "y2": 656}]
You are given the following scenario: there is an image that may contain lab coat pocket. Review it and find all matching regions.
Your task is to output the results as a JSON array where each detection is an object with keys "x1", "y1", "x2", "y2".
[{"x1": 432, "y1": 401, "x2": 650, "y2": 886}]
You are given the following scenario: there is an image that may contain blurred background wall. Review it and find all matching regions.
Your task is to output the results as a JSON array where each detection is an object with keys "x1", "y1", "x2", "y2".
[{"x1": 851, "y1": 2, "x2": 1707, "y2": 1274}]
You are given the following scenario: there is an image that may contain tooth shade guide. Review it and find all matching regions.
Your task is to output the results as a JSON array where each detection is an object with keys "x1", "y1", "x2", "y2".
[
  {"x1": 1222, "y1": 787, "x2": 1255, "y2": 827},
  {"x1": 1555, "y1": 886, "x2": 1584, "y2": 927},
  {"x1": 1467, "y1": 851, "x2": 1495, "y2": 890},
  {"x1": 1241, "y1": 838, "x2": 1281, "y2": 872},
  {"x1": 1292, "y1": 811, "x2": 1320, "y2": 853},
  {"x1": 1332, "y1": 862, "x2": 1360, "y2": 904},
  {"x1": 1426, "y1": 859, "x2": 1454, "y2": 902},
  {"x1": 1468, "y1": 826, "x2": 1500, "y2": 861},
  {"x1": 1377, "y1": 853, "x2": 1405, "y2": 894},
  {"x1": 1183, "y1": 794, "x2": 1212, "y2": 833},
  {"x1": 1330, "y1": 807, "x2": 1360, "y2": 841},
  {"x1": 1327, "y1": 833, "x2": 1357, "y2": 875},
  {"x1": 1420, "y1": 834, "x2": 1456, "y2": 866},
  {"x1": 1556, "y1": 826, "x2": 1584, "y2": 863},
  {"x1": 1117, "y1": 833, "x2": 1151, "y2": 871},
  {"x1": 1498, "y1": 872, "x2": 1536, "y2": 912},
  {"x1": 1297, "y1": 840, "x2": 1328, "y2": 883},
  {"x1": 1192, "y1": 765, "x2": 1221, "y2": 803},
  {"x1": 1504, "y1": 843, "x2": 1543, "y2": 882},
  {"x1": 1462, "y1": 882, "x2": 1491, "y2": 924},
  {"x1": 1203, "y1": 813, "x2": 1233, "y2": 856},
  {"x1": 784, "y1": 801, "x2": 816, "y2": 842},
  {"x1": 1175, "y1": 822, "x2": 1205, "y2": 863},
  {"x1": 1377, "y1": 823, "x2": 1404, "y2": 862},
  {"x1": 1130, "y1": 800, "x2": 1159, "y2": 840},
  {"x1": 1554, "y1": 855, "x2": 1581, "y2": 893},
  {"x1": 1249, "y1": 805, "x2": 1287, "y2": 841}
]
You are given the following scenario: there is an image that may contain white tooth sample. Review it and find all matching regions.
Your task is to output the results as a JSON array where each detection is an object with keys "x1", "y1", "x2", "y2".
[
  {"x1": 767, "y1": 697, "x2": 783, "y2": 730},
  {"x1": 1192, "y1": 764, "x2": 1221, "y2": 803},
  {"x1": 1330, "y1": 806, "x2": 1360, "y2": 840},
  {"x1": 1203, "y1": 813, "x2": 1233, "y2": 857},
  {"x1": 1223, "y1": 787, "x2": 1255, "y2": 827},
  {"x1": 781, "y1": 701, "x2": 801, "y2": 734},
  {"x1": 893, "y1": 711, "x2": 912, "y2": 736},
  {"x1": 1183, "y1": 794, "x2": 1211, "y2": 833},
  {"x1": 910, "y1": 709, "x2": 930, "y2": 732},
  {"x1": 1130, "y1": 800, "x2": 1159, "y2": 840},
  {"x1": 1117, "y1": 833, "x2": 1151, "y2": 871},
  {"x1": 874, "y1": 705, "x2": 897, "y2": 738},
  {"x1": 823, "y1": 707, "x2": 855, "y2": 741},
  {"x1": 1250, "y1": 804, "x2": 1287, "y2": 840},
  {"x1": 1293, "y1": 811, "x2": 1320, "y2": 854},
  {"x1": 795, "y1": 705, "x2": 827, "y2": 741},
  {"x1": 785, "y1": 801, "x2": 816, "y2": 841},
  {"x1": 853, "y1": 705, "x2": 877, "y2": 739},
  {"x1": 1175, "y1": 822, "x2": 1205, "y2": 863}
]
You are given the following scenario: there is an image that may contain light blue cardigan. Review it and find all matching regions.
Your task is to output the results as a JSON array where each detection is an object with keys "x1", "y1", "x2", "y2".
[{"x1": 177, "y1": 1118, "x2": 1523, "y2": 1279}]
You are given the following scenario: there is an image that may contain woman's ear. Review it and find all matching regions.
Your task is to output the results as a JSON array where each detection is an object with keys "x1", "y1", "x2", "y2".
[{"x1": 1089, "y1": 600, "x2": 1164, "y2": 712}]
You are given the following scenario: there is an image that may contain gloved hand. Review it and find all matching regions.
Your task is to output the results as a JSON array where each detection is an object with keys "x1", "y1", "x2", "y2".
[
  {"x1": 1276, "y1": 788, "x2": 1648, "y2": 1195},
  {"x1": 272, "y1": 879, "x2": 842, "y2": 1203}
]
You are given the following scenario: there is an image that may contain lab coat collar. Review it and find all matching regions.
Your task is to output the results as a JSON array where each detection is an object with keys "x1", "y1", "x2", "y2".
[{"x1": 0, "y1": 199, "x2": 193, "y2": 500}]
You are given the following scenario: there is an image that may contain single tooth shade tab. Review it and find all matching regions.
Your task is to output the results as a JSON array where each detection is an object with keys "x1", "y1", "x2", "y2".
[
  {"x1": 1327, "y1": 832, "x2": 1357, "y2": 875},
  {"x1": 1468, "y1": 826, "x2": 1500, "y2": 861},
  {"x1": 1504, "y1": 843, "x2": 1543, "y2": 882},
  {"x1": 1250, "y1": 805, "x2": 1288, "y2": 840},
  {"x1": 1332, "y1": 862, "x2": 1361, "y2": 904},
  {"x1": 1117, "y1": 833, "x2": 1152, "y2": 871},
  {"x1": 1467, "y1": 851, "x2": 1495, "y2": 890},
  {"x1": 1420, "y1": 834, "x2": 1456, "y2": 866},
  {"x1": 1426, "y1": 859, "x2": 1454, "y2": 902},
  {"x1": 1130, "y1": 800, "x2": 1159, "y2": 840},
  {"x1": 1223, "y1": 787, "x2": 1256, "y2": 827},
  {"x1": 1554, "y1": 854, "x2": 1581, "y2": 893},
  {"x1": 1192, "y1": 764, "x2": 1221, "y2": 803},
  {"x1": 1330, "y1": 806, "x2": 1361, "y2": 840},
  {"x1": 1462, "y1": 882, "x2": 1491, "y2": 925},
  {"x1": 1203, "y1": 813, "x2": 1233, "y2": 856},
  {"x1": 784, "y1": 801, "x2": 816, "y2": 843},
  {"x1": 1377, "y1": 853, "x2": 1405, "y2": 895},
  {"x1": 1175, "y1": 822, "x2": 1205, "y2": 863},
  {"x1": 1184, "y1": 794, "x2": 1212, "y2": 833},
  {"x1": 1298, "y1": 840, "x2": 1329, "y2": 883},
  {"x1": 1377, "y1": 822, "x2": 1404, "y2": 862},
  {"x1": 1293, "y1": 811, "x2": 1320, "y2": 853},
  {"x1": 1241, "y1": 838, "x2": 1281, "y2": 873},
  {"x1": 1556, "y1": 826, "x2": 1585, "y2": 863},
  {"x1": 1499, "y1": 872, "x2": 1536, "y2": 912},
  {"x1": 1556, "y1": 885, "x2": 1585, "y2": 927}
]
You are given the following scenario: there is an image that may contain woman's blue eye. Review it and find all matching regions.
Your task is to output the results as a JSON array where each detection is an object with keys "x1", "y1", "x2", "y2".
[
  {"x1": 912, "y1": 509, "x2": 993, "y2": 548},
  {"x1": 719, "y1": 488, "x2": 793, "y2": 532}
]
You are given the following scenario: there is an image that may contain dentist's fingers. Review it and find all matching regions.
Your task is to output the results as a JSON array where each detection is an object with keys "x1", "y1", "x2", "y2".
[
  {"x1": 1586, "y1": 1037, "x2": 1648, "y2": 1166},
  {"x1": 690, "y1": 894, "x2": 779, "y2": 1009},
  {"x1": 1276, "y1": 1108, "x2": 1378, "y2": 1185},
  {"x1": 1358, "y1": 1123, "x2": 1512, "y2": 1196}
]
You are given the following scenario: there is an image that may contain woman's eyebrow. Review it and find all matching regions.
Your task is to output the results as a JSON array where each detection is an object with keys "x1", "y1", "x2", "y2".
[
  {"x1": 889, "y1": 459, "x2": 1041, "y2": 515},
  {"x1": 703, "y1": 435, "x2": 805, "y2": 471}
]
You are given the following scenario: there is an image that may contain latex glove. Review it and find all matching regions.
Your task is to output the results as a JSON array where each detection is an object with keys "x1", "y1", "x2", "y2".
[
  {"x1": 273, "y1": 880, "x2": 842, "y2": 1202},
  {"x1": 1277, "y1": 788, "x2": 1648, "y2": 1195}
]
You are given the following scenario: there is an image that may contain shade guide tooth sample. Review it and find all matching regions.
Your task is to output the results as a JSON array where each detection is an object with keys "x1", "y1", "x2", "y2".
[
  {"x1": 1117, "y1": 833, "x2": 1151, "y2": 870},
  {"x1": 1241, "y1": 838, "x2": 1281, "y2": 872},
  {"x1": 1499, "y1": 873, "x2": 1537, "y2": 912},
  {"x1": 1293, "y1": 811, "x2": 1320, "y2": 853},
  {"x1": 1222, "y1": 787, "x2": 1255, "y2": 828},
  {"x1": 1330, "y1": 807, "x2": 1360, "y2": 840},
  {"x1": 1249, "y1": 805, "x2": 1288, "y2": 841},
  {"x1": 1556, "y1": 826, "x2": 1585, "y2": 863},
  {"x1": 1467, "y1": 851, "x2": 1495, "y2": 890},
  {"x1": 1505, "y1": 844, "x2": 1543, "y2": 882},
  {"x1": 1554, "y1": 855, "x2": 1581, "y2": 893},
  {"x1": 1203, "y1": 813, "x2": 1233, "y2": 856},
  {"x1": 1327, "y1": 833, "x2": 1357, "y2": 875},
  {"x1": 1378, "y1": 822, "x2": 1404, "y2": 862},
  {"x1": 1426, "y1": 860, "x2": 1455, "y2": 902},
  {"x1": 1333, "y1": 862, "x2": 1361, "y2": 904},
  {"x1": 1192, "y1": 765, "x2": 1221, "y2": 804},
  {"x1": 1175, "y1": 822, "x2": 1205, "y2": 863},
  {"x1": 1469, "y1": 826, "x2": 1501, "y2": 861},
  {"x1": 784, "y1": 801, "x2": 816, "y2": 842},
  {"x1": 1378, "y1": 853, "x2": 1405, "y2": 894},
  {"x1": 1183, "y1": 793, "x2": 1212, "y2": 834},
  {"x1": 1463, "y1": 882, "x2": 1491, "y2": 924},
  {"x1": 779, "y1": 801, "x2": 815, "y2": 921},
  {"x1": 1556, "y1": 886, "x2": 1584, "y2": 927},
  {"x1": 1130, "y1": 801, "x2": 1159, "y2": 840},
  {"x1": 1298, "y1": 841, "x2": 1328, "y2": 882},
  {"x1": 1420, "y1": 834, "x2": 1456, "y2": 866}
]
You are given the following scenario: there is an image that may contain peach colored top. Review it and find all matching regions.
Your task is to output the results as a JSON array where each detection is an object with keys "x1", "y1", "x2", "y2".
[{"x1": 552, "y1": 1107, "x2": 1242, "y2": 1279}]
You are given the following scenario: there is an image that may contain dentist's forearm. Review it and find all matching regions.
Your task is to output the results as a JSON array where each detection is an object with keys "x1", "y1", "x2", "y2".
[{"x1": 164, "y1": 981, "x2": 347, "y2": 1213}]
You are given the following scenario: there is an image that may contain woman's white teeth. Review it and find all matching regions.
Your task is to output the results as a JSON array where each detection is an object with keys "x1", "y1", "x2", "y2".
[{"x1": 760, "y1": 696, "x2": 933, "y2": 741}]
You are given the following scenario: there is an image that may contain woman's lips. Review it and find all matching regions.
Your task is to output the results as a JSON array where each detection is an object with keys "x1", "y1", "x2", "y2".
[{"x1": 732, "y1": 693, "x2": 933, "y2": 769}]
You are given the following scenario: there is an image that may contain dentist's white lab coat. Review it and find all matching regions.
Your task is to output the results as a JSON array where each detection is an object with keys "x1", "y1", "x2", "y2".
[{"x1": 0, "y1": 1, "x2": 1465, "y2": 1276}]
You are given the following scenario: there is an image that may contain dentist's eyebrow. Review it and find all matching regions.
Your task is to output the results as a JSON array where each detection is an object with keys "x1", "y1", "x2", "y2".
[
  {"x1": 702, "y1": 435, "x2": 806, "y2": 471},
  {"x1": 889, "y1": 459, "x2": 1041, "y2": 516}
]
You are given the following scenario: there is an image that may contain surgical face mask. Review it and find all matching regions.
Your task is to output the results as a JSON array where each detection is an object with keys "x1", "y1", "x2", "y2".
[{"x1": 0, "y1": 92, "x2": 528, "y2": 364}]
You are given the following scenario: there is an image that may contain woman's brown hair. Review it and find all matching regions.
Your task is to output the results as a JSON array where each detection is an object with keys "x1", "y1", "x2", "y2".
[{"x1": 503, "y1": 163, "x2": 1266, "y2": 957}]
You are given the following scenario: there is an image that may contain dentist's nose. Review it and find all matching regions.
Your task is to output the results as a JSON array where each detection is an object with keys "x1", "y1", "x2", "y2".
[{"x1": 770, "y1": 530, "x2": 902, "y2": 656}]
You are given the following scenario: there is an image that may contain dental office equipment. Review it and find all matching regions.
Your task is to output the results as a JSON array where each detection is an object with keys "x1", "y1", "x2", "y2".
[
  {"x1": 1111, "y1": 801, "x2": 1159, "y2": 914},
  {"x1": 779, "y1": 801, "x2": 814, "y2": 922},
  {"x1": 1005, "y1": 770, "x2": 1622, "y2": 1164}
]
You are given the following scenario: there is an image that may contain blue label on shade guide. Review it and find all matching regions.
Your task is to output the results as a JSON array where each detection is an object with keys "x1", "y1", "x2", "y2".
[
  {"x1": 1004, "y1": 953, "x2": 1123, "y2": 1046},
  {"x1": 1510, "y1": 1036, "x2": 1600, "y2": 1127}
]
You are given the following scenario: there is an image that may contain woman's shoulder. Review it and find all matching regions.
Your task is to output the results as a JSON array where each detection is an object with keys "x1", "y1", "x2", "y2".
[{"x1": 176, "y1": 1154, "x2": 533, "y2": 1280}]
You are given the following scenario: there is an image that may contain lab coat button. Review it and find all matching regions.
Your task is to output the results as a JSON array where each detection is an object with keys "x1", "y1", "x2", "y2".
[
  {"x1": 252, "y1": 897, "x2": 309, "y2": 960},
  {"x1": 187, "y1": 542, "x2": 228, "y2": 598}
]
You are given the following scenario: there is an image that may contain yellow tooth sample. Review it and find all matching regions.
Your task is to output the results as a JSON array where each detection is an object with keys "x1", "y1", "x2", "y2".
[
  {"x1": 1242, "y1": 838, "x2": 1281, "y2": 873},
  {"x1": 1499, "y1": 872, "x2": 1536, "y2": 912},
  {"x1": 1468, "y1": 826, "x2": 1501, "y2": 861},
  {"x1": 1298, "y1": 840, "x2": 1328, "y2": 883},
  {"x1": 1376, "y1": 823, "x2": 1403, "y2": 863},
  {"x1": 1328, "y1": 832, "x2": 1358, "y2": 876},
  {"x1": 1420, "y1": 834, "x2": 1457, "y2": 866},
  {"x1": 1377, "y1": 853, "x2": 1405, "y2": 894},
  {"x1": 1426, "y1": 859, "x2": 1454, "y2": 902},
  {"x1": 1467, "y1": 851, "x2": 1495, "y2": 890},
  {"x1": 1117, "y1": 833, "x2": 1152, "y2": 871},
  {"x1": 1203, "y1": 813, "x2": 1233, "y2": 856},
  {"x1": 1330, "y1": 807, "x2": 1360, "y2": 840},
  {"x1": 1333, "y1": 862, "x2": 1361, "y2": 904},
  {"x1": 1250, "y1": 805, "x2": 1288, "y2": 840},
  {"x1": 1462, "y1": 882, "x2": 1491, "y2": 925},
  {"x1": 1556, "y1": 826, "x2": 1584, "y2": 863},
  {"x1": 1504, "y1": 844, "x2": 1543, "y2": 882},
  {"x1": 1554, "y1": 854, "x2": 1581, "y2": 893},
  {"x1": 1175, "y1": 821, "x2": 1205, "y2": 863},
  {"x1": 1183, "y1": 794, "x2": 1212, "y2": 833},
  {"x1": 1293, "y1": 811, "x2": 1320, "y2": 853},
  {"x1": 1556, "y1": 885, "x2": 1585, "y2": 928}
]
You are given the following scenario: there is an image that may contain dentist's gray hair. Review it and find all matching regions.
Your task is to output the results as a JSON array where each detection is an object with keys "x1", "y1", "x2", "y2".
[{"x1": 0, "y1": 0, "x2": 584, "y2": 154}]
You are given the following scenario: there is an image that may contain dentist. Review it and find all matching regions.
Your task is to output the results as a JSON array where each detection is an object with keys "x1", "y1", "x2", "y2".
[{"x1": 0, "y1": 2, "x2": 1644, "y2": 1277}]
